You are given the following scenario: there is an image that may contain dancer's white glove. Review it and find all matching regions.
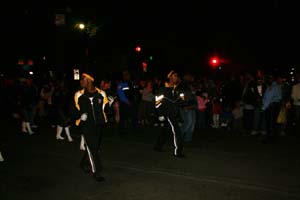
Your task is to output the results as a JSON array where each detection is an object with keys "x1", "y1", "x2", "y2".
[
  {"x1": 80, "y1": 113, "x2": 88, "y2": 121},
  {"x1": 158, "y1": 116, "x2": 165, "y2": 122},
  {"x1": 108, "y1": 96, "x2": 115, "y2": 106}
]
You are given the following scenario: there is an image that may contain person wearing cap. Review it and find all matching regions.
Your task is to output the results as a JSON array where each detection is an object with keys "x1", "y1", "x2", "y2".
[
  {"x1": 74, "y1": 72, "x2": 108, "y2": 182},
  {"x1": 153, "y1": 70, "x2": 185, "y2": 158},
  {"x1": 117, "y1": 70, "x2": 139, "y2": 134}
]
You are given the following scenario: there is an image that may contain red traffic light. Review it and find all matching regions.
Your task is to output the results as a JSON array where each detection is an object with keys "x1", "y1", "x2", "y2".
[
  {"x1": 209, "y1": 57, "x2": 220, "y2": 68},
  {"x1": 135, "y1": 46, "x2": 141, "y2": 52}
]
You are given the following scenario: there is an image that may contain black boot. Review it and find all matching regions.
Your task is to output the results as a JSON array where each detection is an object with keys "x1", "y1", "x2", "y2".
[
  {"x1": 93, "y1": 173, "x2": 105, "y2": 182},
  {"x1": 80, "y1": 162, "x2": 90, "y2": 174},
  {"x1": 174, "y1": 153, "x2": 186, "y2": 158},
  {"x1": 80, "y1": 154, "x2": 91, "y2": 174},
  {"x1": 153, "y1": 145, "x2": 166, "y2": 152}
]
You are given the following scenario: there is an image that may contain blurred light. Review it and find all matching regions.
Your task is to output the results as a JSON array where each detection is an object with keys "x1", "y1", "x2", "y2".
[
  {"x1": 75, "y1": 23, "x2": 85, "y2": 30},
  {"x1": 55, "y1": 13, "x2": 66, "y2": 26},
  {"x1": 142, "y1": 62, "x2": 147, "y2": 67},
  {"x1": 135, "y1": 46, "x2": 141, "y2": 52},
  {"x1": 209, "y1": 56, "x2": 220, "y2": 68},
  {"x1": 28, "y1": 60, "x2": 34, "y2": 66},
  {"x1": 18, "y1": 59, "x2": 24, "y2": 65},
  {"x1": 43, "y1": 56, "x2": 46, "y2": 60},
  {"x1": 78, "y1": 23, "x2": 85, "y2": 30},
  {"x1": 142, "y1": 62, "x2": 147, "y2": 72},
  {"x1": 218, "y1": 66, "x2": 222, "y2": 70},
  {"x1": 29, "y1": 71, "x2": 34, "y2": 75},
  {"x1": 292, "y1": 68, "x2": 295, "y2": 71},
  {"x1": 155, "y1": 95, "x2": 164, "y2": 101},
  {"x1": 149, "y1": 56, "x2": 153, "y2": 60},
  {"x1": 290, "y1": 71, "x2": 294, "y2": 75},
  {"x1": 74, "y1": 69, "x2": 80, "y2": 80},
  {"x1": 0, "y1": 74, "x2": 4, "y2": 77}
]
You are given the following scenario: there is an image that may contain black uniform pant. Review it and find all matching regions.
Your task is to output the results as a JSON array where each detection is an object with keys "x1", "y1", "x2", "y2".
[
  {"x1": 119, "y1": 102, "x2": 133, "y2": 131},
  {"x1": 155, "y1": 114, "x2": 183, "y2": 156},
  {"x1": 81, "y1": 126, "x2": 103, "y2": 175},
  {"x1": 243, "y1": 109, "x2": 254, "y2": 131},
  {"x1": 265, "y1": 102, "x2": 281, "y2": 142}
]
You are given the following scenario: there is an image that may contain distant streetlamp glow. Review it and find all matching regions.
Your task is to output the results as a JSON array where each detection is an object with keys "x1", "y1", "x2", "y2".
[
  {"x1": 75, "y1": 23, "x2": 85, "y2": 30},
  {"x1": 79, "y1": 23, "x2": 85, "y2": 30}
]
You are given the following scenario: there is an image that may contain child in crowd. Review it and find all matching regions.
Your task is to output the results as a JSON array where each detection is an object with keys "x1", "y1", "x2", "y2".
[
  {"x1": 211, "y1": 97, "x2": 222, "y2": 128},
  {"x1": 232, "y1": 101, "x2": 243, "y2": 132}
]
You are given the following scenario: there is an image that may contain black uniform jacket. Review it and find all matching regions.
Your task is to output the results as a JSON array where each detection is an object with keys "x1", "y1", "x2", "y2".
[{"x1": 74, "y1": 88, "x2": 106, "y2": 134}]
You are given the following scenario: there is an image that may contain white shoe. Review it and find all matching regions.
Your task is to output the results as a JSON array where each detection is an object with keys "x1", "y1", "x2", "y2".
[
  {"x1": 221, "y1": 123, "x2": 227, "y2": 127},
  {"x1": 56, "y1": 136, "x2": 65, "y2": 140},
  {"x1": 64, "y1": 127, "x2": 73, "y2": 142},
  {"x1": 251, "y1": 130, "x2": 258, "y2": 135},
  {"x1": 0, "y1": 152, "x2": 4, "y2": 162},
  {"x1": 32, "y1": 124, "x2": 38, "y2": 128},
  {"x1": 80, "y1": 135, "x2": 86, "y2": 151},
  {"x1": 25, "y1": 122, "x2": 34, "y2": 135},
  {"x1": 56, "y1": 126, "x2": 64, "y2": 140}
]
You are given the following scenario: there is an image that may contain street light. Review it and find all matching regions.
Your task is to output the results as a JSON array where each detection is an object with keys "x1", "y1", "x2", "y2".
[
  {"x1": 75, "y1": 23, "x2": 85, "y2": 30},
  {"x1": 79, "y1": 23, "x2": 85, "y2": 30},
  {"x1": 135, "y1": 46, "x2": 141, "y2": 52}
]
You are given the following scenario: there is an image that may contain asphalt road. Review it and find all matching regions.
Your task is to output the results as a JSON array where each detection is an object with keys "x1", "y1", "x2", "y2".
[{"x1": 1, "y1": 118, "x2": 300, "y2": 200}]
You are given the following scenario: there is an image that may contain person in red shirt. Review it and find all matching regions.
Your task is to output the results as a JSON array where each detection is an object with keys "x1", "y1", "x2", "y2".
[{"x1": 212, "y1": 97, "x2": 222, "y2": 128}]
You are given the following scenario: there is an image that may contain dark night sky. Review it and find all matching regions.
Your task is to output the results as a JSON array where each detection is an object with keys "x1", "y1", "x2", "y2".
[{"x1": 1, "y1": 0, "x2": 299, "y2": 73}]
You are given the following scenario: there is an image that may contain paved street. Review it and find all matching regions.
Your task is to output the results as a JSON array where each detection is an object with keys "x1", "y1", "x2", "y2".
[{"x1": 1, "y1": 117, "x2": 300, "y2": 200}]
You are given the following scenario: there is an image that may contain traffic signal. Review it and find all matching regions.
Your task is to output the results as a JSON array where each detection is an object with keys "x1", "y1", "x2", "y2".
[
  {"x1": 209, "y1": 57, "x2": 220, "y2": 68},
  {"x1": 135, "y1": 46, "x2": 141, "y2": 52}
]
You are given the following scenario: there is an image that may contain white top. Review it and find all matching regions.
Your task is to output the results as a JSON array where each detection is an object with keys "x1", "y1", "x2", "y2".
[{"x1": 291, "y1": 83, "x2": 300, "y2": 106}]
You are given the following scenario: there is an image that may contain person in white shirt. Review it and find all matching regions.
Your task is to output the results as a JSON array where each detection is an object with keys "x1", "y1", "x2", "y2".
[
  {"x1": 0, "y1": 151, "x2": 4, "y2": 162},
  {"x1": 291, "y1": 74, "x2": 300, "y2": 128}
]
